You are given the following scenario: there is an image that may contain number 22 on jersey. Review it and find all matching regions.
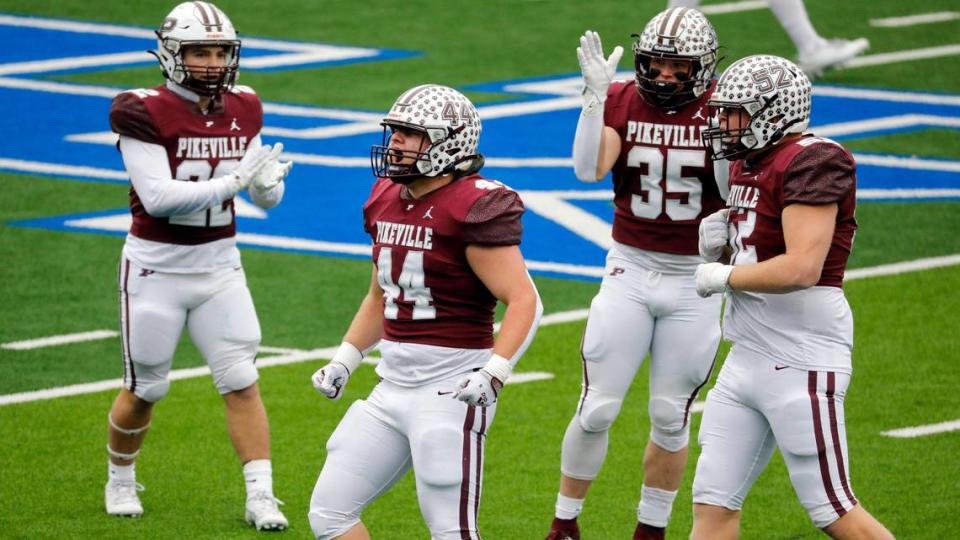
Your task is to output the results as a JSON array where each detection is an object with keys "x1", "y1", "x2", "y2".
[{"x1": 377, "y1": 247, "x2": 436, "y2": 320}]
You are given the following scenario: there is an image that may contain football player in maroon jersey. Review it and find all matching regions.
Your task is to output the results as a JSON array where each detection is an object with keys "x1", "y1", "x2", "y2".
[
  {"x1": 103, "y1": 2, "x2": 292, "y2": 530},
  {"x1": 546, "y1": 8, "x2": 728, "y2": 540},
  {"x1": 307, "y1": 84, "x2": 542, "y2": 540},
  {"x1": 692, "y1": 54, "x2": 892, "y2": 539}
]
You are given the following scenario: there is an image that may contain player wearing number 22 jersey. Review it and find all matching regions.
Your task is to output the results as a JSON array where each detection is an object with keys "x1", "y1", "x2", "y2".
[
  {"x1": 309, "y1": 85, "x2": 542, "y2": 540},
  {"x1": 102, "y1": 2, "x2": 293, "y2": 530},
  {"x1": 547, "y1": 9, "x2": 728, "y2": 540}
]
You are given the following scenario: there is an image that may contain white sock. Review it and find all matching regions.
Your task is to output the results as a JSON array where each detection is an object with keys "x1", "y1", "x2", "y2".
[
  {"x1": 243, "y1": 459, "x2": 274, "y2": 499},
  {"x1": 767, "y1": 0, "x2": 826, "y2": 57},
  {"x1": 108, "y1": 461, "x2": 135, "y2": 483},
  {"x1": 637, "y1": 485, "x2": 677, "y2": 528},
  {"x1": 555, "y1": 493, "x2": 585, "y2": 520}
]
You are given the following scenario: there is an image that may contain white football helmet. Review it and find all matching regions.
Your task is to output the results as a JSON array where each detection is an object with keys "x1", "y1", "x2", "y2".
[
  {"x1": 371, "y1": 84, "x2": 484, "y2": 182},
  {"x1": 702, "y1": 55, "x2": 812, "y2": 160},
  {"x1": 151, "y1": 2, "x2": 240, "y2": 96},
  {"x1": 632, "y1": 7, "x2": 719, "y2": 109}
]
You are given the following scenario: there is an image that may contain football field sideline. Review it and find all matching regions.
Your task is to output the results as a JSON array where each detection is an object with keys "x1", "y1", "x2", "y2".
[{"x1": 2, "y1": 251, "x2": 957, "y2": 409}]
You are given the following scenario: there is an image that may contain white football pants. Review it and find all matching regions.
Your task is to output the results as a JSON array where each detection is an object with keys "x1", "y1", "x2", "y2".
[
  {"x1": 693, "y1": 345, "x2": 859, "y2": 528},
  {"x1": 308, "y1": 372, "x2": 495, "y2": 540}
]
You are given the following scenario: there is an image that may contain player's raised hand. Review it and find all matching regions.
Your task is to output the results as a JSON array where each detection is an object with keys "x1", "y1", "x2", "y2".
[
  {"x1": 698, "y1": 208, "x2": 731, "y2": 262},
  {"x1": 577, "y1": 30, "x2": 623, "y2": 107},
  {"x1": 251, "y1": 142, "x2": 294, "y2": 192}
]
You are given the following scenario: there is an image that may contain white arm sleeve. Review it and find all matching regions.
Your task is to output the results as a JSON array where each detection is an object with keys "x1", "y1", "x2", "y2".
[
  {"x1": 572, "y1": 109, "x2": 605, "y2": 183},
  {"x1": 712, "y1": 157, "x2": 730, "y2": 201},
  {"x1": 506, "y1": 272, "x2": 543, "y2": 368},
  {"x1": 120, "y1": 135, "x2": 237, "y2": 217}
]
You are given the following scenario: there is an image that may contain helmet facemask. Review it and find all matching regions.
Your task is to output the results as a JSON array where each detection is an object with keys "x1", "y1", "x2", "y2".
[
  {"x1": 370, "y1": 85, "x2": 484, "y2": 183},
  {"x1": 632, "y1": 8, "x2": 719, "y2": 110},
  {"x1": 151, "y1": 2, "x2": 241, "y2": 97},
  {"x1": 634, "y1": 49, "x2": 711, "y2": 109},
  {"x1": 702, "y1": 55, "x2": 812, "y2": 160}
]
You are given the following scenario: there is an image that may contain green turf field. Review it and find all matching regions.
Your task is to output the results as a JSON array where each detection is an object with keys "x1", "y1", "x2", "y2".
[{"x1": 1, "y1": 1, "x2": 959, "y2": 538}]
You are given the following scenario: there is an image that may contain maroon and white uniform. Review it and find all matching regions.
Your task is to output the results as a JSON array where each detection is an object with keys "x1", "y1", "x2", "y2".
[
  {"x1": 309, "y1": 175, "x2": 526, "y2": 540},
  {"x1": 363, "y1": 174, "x2": 524, "y2": 386},
  {"x1": 108, "y1": 82, "x2": 280, "y2": 400},
  {"x1": 605, "y1": 80, "x2": 726, "y2": 255},
  {"x1": 694, "y1": 135, "x2": 860, "y2": 527},
  {"x1": 560, "y1": 82, "x2": 727, "y2": 485},
  {"x1": 724, "y1": 135, "x2": 857, "y2": 372}
]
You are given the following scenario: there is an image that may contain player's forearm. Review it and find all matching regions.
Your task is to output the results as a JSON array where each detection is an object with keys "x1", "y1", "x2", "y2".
[
  {"x1": 121, "y1": 136, "x2": 234, "y2": 216},
  {"x1": 342, "y1": 290, "x2": 385, "y2": 353},
  {"x1": 572, "y1": 110, "x2": 605, "y2": 182},
  {"x1": 492, "y1": 283, "x2": 542, "y2": 367},
  {"x1": 728, "y1": 253, "x2": 824, "y2": 293}
]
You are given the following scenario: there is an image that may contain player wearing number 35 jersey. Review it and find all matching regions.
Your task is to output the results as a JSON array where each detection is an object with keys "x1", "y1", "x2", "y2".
[
  {"x1": 308, "y1": 84, "x2": 542, "y2": 540},
  {"x1": 691, "y1": 55, "x2": 892, "y2": 539},
  {"x1": 102, "y1": 2, "x2": 292, "y2": 531},
  {"x1": 547, "y1": 9, "x2": 727, "y2": 540}
]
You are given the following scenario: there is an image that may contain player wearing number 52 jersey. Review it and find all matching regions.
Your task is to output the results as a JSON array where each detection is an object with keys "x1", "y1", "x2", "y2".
[
  {"x1": 692, "y1": 55, "x2": 892, "y2": 539},
  {"x1": 308, "y1": 85, "x2": 542, "y2": 540},
  {"x1": 102, "y1": 2, "x2": 293, "y2": 531},
  {"x1": 547, "y1": 9, "x2": 727, "y2": 540}
]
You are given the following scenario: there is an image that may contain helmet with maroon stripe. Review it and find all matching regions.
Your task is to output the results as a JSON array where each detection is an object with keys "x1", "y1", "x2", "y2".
[
  {"x1": 152, "y1": 2, "x2": 241, "y2": 96},
  {"x1": 633, "y1": 7, "x2": 719, "y2": 109},
  {"x1": 371, "y1": 84, "x2": 484, "y2": 183}
]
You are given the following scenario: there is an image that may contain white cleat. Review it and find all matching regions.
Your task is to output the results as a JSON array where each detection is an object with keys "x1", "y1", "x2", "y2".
[
  {"x1": 798, "y1": 38, "x2": 870, "y2": 78},
  {"x1": 105, "y1": 480, "x2": 144, "y2": 517},
  {"x1": 245, "y1": 491, "x2": 288, "y2": 531}
]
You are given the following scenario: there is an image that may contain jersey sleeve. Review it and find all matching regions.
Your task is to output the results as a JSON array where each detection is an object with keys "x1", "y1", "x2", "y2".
[
  {"x1": 603, "y1": 80, "x2": 632, "y2": 129},
  {"x1": 782, "y1": 143, "x2": 855, "y2": 205},
  {"x1": 109, "y1": 91, "x2": 161, "y2": 144},
  {"x1": 462, "y1": 188, "x2": 524, "y2": 246}
]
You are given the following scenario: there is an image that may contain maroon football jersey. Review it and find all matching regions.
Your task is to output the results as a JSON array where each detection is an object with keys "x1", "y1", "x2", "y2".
[
  {"x1": 727, "y1": 135, "x2": 857, "y2": 288},
  {"x1": 109, "y1": 84, "x2": 263, "y2": 245},
  {"x1": 363, "y1": 175, "x2": 524, "y2": 349},
  {"x1": 604, "y1": 81, "x2": 725, "y2": 255}
]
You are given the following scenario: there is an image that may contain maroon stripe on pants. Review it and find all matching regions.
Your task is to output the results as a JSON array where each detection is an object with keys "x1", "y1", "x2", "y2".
[
  {"x1": 576, "y1": 324, "x2": 590, "y2": 416},
  {"x1": 682, "y1": 342, "x2": 721, "y2": 428},
  {"x1": 120, "y1": 259, "x2": 135, "y2": 391},
  {"x1": 826, "y1": 372, "x2": 858, "y2": 507},
  {"x1": 473, "y1": 407, "x2": 487, "y2": 530},
  {"x1": 459, "y1": 406, "x2": 477, "y2": 540},
  {"x1": 808, "y1": 371, "x2": 845, "y2": 517}
]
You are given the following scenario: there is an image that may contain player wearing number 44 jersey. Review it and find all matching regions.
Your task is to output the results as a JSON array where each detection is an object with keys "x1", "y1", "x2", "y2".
[
  {"x1": 103, "y1": 1, "x2": 292, "y2": 531},
  {"x1": 546, "y1": 8, "x2": 727, "y2": 540},
  {"x1": 691, "y1": 54, "x2": 892, "y2": 539},
  {"x1": 308, "y1": 84, "x2": 542, "y2": 540}
]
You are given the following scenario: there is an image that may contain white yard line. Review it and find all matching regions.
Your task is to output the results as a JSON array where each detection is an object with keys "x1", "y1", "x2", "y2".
[
  {"x1": 881, "y1": 419, "x2": 960, "y2": 438},
  {"x1": 699, "y1": 1, "x2": 766, "y2": 15},
  {"x1": 4, "y1": 253, "x2": 960, "y2": 407},
  {"x1": 870, "y1": 12, "x2": 960, "y2": 28},
  {"x1": 844, "y1": 44, "x2": 960, "y2": 69},
  {"x1": 1, "y1": 330, "x2": 119, "y2": 350}
]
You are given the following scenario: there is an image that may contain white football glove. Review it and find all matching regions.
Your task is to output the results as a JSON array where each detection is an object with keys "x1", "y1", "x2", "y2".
[
  {"x1": 695, "y1": 262, "x2": 734, "y2": 298},
  {"x1": 699, "y1": 209, "x2": 731, "y2": 262},
  {"x1": 251, "y1": 142, "x2": 293, "y2": 192},
  {"x1": 453, "y1": 354, "x2": 512, "y2": 407},
  {"x1": 224, "y1": 143, "x2": 280, "y2": 194},
  {"x1": 577, "y1": 30, "x2": 623, "y2": 114},
  {"x1": 311, "y1": 342, "x2": 364, "y2": 400}
]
